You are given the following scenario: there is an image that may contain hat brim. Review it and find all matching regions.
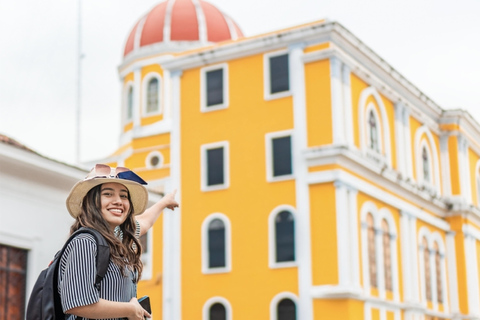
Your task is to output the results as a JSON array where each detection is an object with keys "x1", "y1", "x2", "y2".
[{"x1": 66, "y1": 178, "x2": 148, "y2": 218}]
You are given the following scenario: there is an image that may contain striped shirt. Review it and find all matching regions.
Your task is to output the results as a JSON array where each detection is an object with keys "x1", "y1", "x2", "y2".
[{"x1": 58, "y1": 223, "x2": 140, "y2": 320}]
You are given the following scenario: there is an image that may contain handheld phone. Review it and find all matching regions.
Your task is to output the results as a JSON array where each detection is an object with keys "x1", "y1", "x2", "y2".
[{"x1": 138, "y1": 296, "x2": 151, "y2": 315}]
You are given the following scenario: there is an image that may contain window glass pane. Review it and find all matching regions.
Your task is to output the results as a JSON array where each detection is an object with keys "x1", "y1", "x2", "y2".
[
  {"x1": 275, "y1": 211, "x2": 295, "y2": 262},
  {"x1": 209, "y1": 302, "x2": 226, "y2": 320},
  {"x1": 367, "y1": 213, "x2": 377, "y2": 288},
  {"x1": 270, "y1": 54, "x2": 289, "y2": 94},
  {"x1": 208, "y1": 219, "x2": 226, "y2": 268},
  {"x1": 382, "y1": 220, "x2": 392, "y2": 291},
  {"x1": 277, "y1": 298, "x2": 296, "y2": 320},
  {"x1": 0, "y1": 245, "x2": 27, "y2": 319},
  {"x1": 147, "y1": 78, "x2": 159, "y2": 113},
  {"x1": 207, "y1": 147, "x2": 224, "y2": 186},
  {"x1": 127, "y1": 87, "x2": 134, "y2": 120},
  {"x1": 206, "y1": 69, "x2": 224, "y2": 106},
  {"x1": 423, "y1": 237, "x2": 432, "y2": 301},
  {"x1": 272, "y1": 136, "x2": 292, "y2": 177},
  {"x1": 368, "y1": 110, "x2": 379, "y2": 152}
]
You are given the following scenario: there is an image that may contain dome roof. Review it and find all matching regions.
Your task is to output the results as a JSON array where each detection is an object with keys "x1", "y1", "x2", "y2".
[{"x1": 123, "y1": 0, "x2": 244, "y2": 58}]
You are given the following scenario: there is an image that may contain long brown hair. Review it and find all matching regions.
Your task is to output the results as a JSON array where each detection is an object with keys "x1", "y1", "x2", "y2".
[{"x1": 70, "y1": 184, "x2": 143, "y2": 279}]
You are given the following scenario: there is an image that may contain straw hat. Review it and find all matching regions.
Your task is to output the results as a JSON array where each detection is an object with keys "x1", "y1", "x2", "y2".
[{"x1": 66, "y1": 164, "x2": 148, "y2": 218}]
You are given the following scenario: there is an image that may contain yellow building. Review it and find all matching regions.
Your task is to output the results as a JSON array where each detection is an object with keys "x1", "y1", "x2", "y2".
[{"x1": 101, "y1": 1, "x2": 480, "y2": 319}]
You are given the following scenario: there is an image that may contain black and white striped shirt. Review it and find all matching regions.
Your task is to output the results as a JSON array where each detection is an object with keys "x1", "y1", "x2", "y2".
[{"x1": 58, "y1": 226, "x2": 140, "y2": 320}]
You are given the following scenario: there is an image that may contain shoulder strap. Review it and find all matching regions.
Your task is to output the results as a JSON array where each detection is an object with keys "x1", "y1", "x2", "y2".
[{"x1": 73, "y1": 227, "x2": 110, "y2": 288}]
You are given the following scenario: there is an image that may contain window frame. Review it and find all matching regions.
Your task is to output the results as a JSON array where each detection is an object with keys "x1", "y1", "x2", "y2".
[
  {"x1": 202, "y1": 297, "x2": 232, "y2": 320},
  {"x1": 124, "y1": 81, "x2": 135, "y2": 123},
  {"x1": 265, "y1": 130, "x2": 294, "y2": 182},
  {"x1": 142, "y1": 72, "x2": 162, "y2": 116},
  {"x1": 200, "y1": 63, "x2": 229, "y2": 112},
  {"x1": 145, "y1": 151, "x2": 164, "y2": 169},
  {"x1": 201, "y1": 213, "x2": 232, "y2": 274},
  {"x1": 264, "y1": 50, "x2": 291, "y2": 100},
  {"x1": 268, "y1": 205, "x2": 297, "y2": 269},
  {"x1": 139, "y1": 229, "x2": 153, "y2": 280},
  {"x1": 270, "y1": 292, "x2": 298, "y2": 320},
  {"x1": 201, "y1": 141, "x2": 230, "y2": 192}
]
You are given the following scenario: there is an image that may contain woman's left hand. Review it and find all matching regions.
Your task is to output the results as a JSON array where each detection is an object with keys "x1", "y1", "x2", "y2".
[{"x1": 162, "y1": 190, "x2": 179, "y2": 210}]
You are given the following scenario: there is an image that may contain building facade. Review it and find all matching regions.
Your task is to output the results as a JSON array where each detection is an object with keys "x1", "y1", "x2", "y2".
[{"x1": 102, "y1": 1, "x2": 480, "y2": 319}]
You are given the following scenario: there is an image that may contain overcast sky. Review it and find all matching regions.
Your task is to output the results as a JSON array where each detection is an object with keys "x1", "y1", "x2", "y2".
[{"x1": 0, "y1": 0, "x2": 479, "y2": 166}]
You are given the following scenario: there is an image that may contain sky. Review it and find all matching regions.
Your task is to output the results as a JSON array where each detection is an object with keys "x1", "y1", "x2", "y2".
[{"x1": 0, "y1": 0, "x2": 479, "y2": 166}]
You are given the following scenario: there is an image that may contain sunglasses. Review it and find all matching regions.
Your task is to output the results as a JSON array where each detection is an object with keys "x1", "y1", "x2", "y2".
[{"x1": 85, "y1": 164, "x2": 147, "y2": 185}]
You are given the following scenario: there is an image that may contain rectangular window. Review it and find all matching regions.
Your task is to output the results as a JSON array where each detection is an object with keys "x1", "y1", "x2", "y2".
[
  {"x1": 201, "y1": 64, "x2": 229, "y2": 112},
  {"x1": 270, "y1": 54, "x2": 289, "y2": 94},
  {"x1": 0, "y1": 244, "x2": 28, "y2": 319},
  {"x1": 264, "y1": 51, "x2": 291, "y2": 100},
  {"x1": 266, "y1": 131, "x2": 294, "y2": 182},
  {"x1": 201, "y1": 141, "x2": 229, "y2": 191}
]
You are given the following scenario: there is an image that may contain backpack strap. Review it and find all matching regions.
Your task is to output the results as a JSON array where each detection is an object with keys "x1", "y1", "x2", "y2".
[{"x1": 52, "y1": 227, "x2": 111, "y2": 319}]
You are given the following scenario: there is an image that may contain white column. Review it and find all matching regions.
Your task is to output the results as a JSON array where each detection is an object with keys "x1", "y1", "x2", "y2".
[
  {"x1": 347, "y1": 186, "x2": 361, "y2": 289},
  {"x1": 446, "y1": 231, "x2": 459, "y2": 314},
  {"x1": 464, "y1": 232, "x2": 480, "y2": 316},
  {"x1": 403, "y1": 108, "x2": 414, "y2": 180},
  {"x1": 409, "y1": 216, "x2": 420, "y2": 302},
  {"x1": 289, "y1": 43, "x2": 313, "y2": 320},
  {"x1": 133, "y1": 67, "x2": 142, "y2": 127},
  {"x1": 394, "y1": 103, "x2": 406, "y2": 177},
  {"x1": 342, "y1": 63, "x2": 354, "y2": 148},
  {"x1": 330, "y1": 56, "x2": 346, "y2": 145},
  {"x1": 163, "y1": 69, "x2": 172, "y2": 120},
  {"x1": 440, "y1": 135, "x2": 452, "y2": 197},
  {"x1": 400, "y1": 211, "x2": 412, "y2": 302},
  {"x1": 163, "y1": 69, "x2": 182, "y2": 320}
]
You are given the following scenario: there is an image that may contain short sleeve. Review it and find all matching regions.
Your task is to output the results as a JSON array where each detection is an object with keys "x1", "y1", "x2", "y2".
[{"x1": 58, "y1": 235, "x2": 100, "y2": 312}]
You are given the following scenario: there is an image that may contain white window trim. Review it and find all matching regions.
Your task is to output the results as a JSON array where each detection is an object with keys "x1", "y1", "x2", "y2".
[
  {"x1": 417, "y1": 140, "x2": 435, "y2": 189},
  {"x1": 201, "y1": 213, "x2": 232, "y2": 274},
  {"x1": 265, "y1": 130, "x2": 294, "y2": 182},
  {"x1": 269, "y1": 292, "x2": 298, "y2": 320},
  {"x1": 200, "y1": 63, "x2": 229, "y2": 112},
  {"x1": 268, "y1": 205, "x2": 297, "y2": 269},
  {"x1": 123, "y1": 81, "x2": 135, "y2": 124},
  {"x1": 202, "y1": 296, "x2": 232, "y2": 320},
  {"x1": 413, "y1": 126, "x2": 441, "y2": 196},
  {"x1": 142, "y1": 72, "x2": 163, "y2": 116},
  {"x1": 201, "y1": 141, "x2": 230, "y2": 192},
  {"x1": 140, "y1": 228, "x2": 153, "y2": 280},
  {"x1": 475, "y1": 160, "x2": 480, "y2": 206},
  {"x1": 264, "y1": 49, "x2": 291, "y2": 101},
  {"x1": 145, "y1": 151, "x2": 164, "y2": 169}
]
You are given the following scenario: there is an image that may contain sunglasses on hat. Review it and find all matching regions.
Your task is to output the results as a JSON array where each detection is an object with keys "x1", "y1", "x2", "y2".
[{"x1": 85, "y1": 164, "x2": 147, "y2": 185}]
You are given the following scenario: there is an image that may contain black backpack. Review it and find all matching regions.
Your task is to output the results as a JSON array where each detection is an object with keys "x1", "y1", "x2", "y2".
[{"x1": 26, "y1": 227, "x2": 110, "y2": 320}]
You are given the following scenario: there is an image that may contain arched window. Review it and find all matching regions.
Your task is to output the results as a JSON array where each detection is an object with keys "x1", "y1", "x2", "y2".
[
  {"x1": 434, "y1": 242, "x2": 443, "y2": 303},
  {"x1": 423, "y1": 237, "x2": 432, "y2": 301},
  {"x1": 208, "y1": 219, "x2": 226, "y2": 268},
  {"x1": 275, "y1": 211, "x2": 295, "y2": 263},
  {"x1": 127, "y1": 86, "x2": 134, "y2": 120},
  {"x1": 368, "y1": 110, "x2": 379, "y2": 152},
  {"x1": 476, "y1": 167, "x2": 480, "y2": 206},
  {"x1": 209, "y1": 302, "x2": 226, "y2": 320},
  {"x1": 422, "y1": 146, "x2": 430, "y2": 182},
  {"x1": 277, "y1": 298, "x2": 296, "y2": 320},
  {"x1": 366, "y1": 213, "x2": 377, "y2": 288},
  {"x1": 382, "y1": 219, "x2": 392, "y2": 291},
  {"x1": 146, "y1": 78, "x2": 159, "y2": 113}
]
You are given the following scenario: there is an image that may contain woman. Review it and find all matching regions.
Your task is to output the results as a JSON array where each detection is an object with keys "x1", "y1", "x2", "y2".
[{"x1": 59, "y1": 164, "x2": 178, "y2": 320}]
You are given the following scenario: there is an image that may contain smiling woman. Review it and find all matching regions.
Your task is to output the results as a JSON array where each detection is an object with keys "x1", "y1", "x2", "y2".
[{"x1": 55, "y1": 164, "x2": 179, "y2": 320}]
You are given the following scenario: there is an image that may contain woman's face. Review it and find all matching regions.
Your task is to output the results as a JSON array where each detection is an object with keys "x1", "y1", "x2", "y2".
[{"x1": 100, "y1": 183, "x2": 131, "y2": 231}]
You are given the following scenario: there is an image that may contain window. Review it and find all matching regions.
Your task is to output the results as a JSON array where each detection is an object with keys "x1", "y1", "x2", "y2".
[
  {"x1": 146, "y1": 78, "x2": 159, "y2": 113},
  {"x1": 368, "y1": 110, "x2": 379, "y2": 152},
  {"x1": 146, "y1": 151, "x2": 163, "y2": 169},
  {"x1": 434, "y1": 242, "x2": 443, "y2": 303},
  {"x1": 277, "y1": 298, "x2": 296, "y2": 320},
  {"x1": 423, "y1": 237, "x2": 432, "y2": 301},
  {"x1": 127, "y1": 86, "x2": 134, "y2": 121},
  {"x1": 202, "y1": 213, "x2": 231, "y2": 274},
  {"x1": 201, "y1": 64, "x2": 228, "y2": 112},
  {"x1": 139, "y1": 231, "x2": 153, "y2": 280},
  {"x1": 422, "y1": 146, "x2": 430, "y2": 183},
  {"x1": 208, "y1": 219, "x2": 226, "y2": 268},
  {"x1": 0, "y1": 245, "x2": 28, "y2": 319},
  {"x1": 266, "y1": 131, "x2": 293, "y2": 182},
  {"x1": 264, "y1": 51, "x2": 290, "y2": 100},
  {"x1": 382, "y1": 219, "x2": 392, "y2": 291},
  {"x1": 366, "y1": 213, "x2": 377, "y2": 288},
  {"x1": 201, "y1": 142, "x2": 229, "y2": 191},
  {"x1": 275, "y1": 211, "x2": 295, "y2": 263},
  {"x1": 209, "y1": 302, "x2": 226, "y2": 320}
]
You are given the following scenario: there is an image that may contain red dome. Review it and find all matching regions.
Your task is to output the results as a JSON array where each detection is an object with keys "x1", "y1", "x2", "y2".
[{"x1": 124, "y1": 0, "x2": 244, "y2": 57}]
